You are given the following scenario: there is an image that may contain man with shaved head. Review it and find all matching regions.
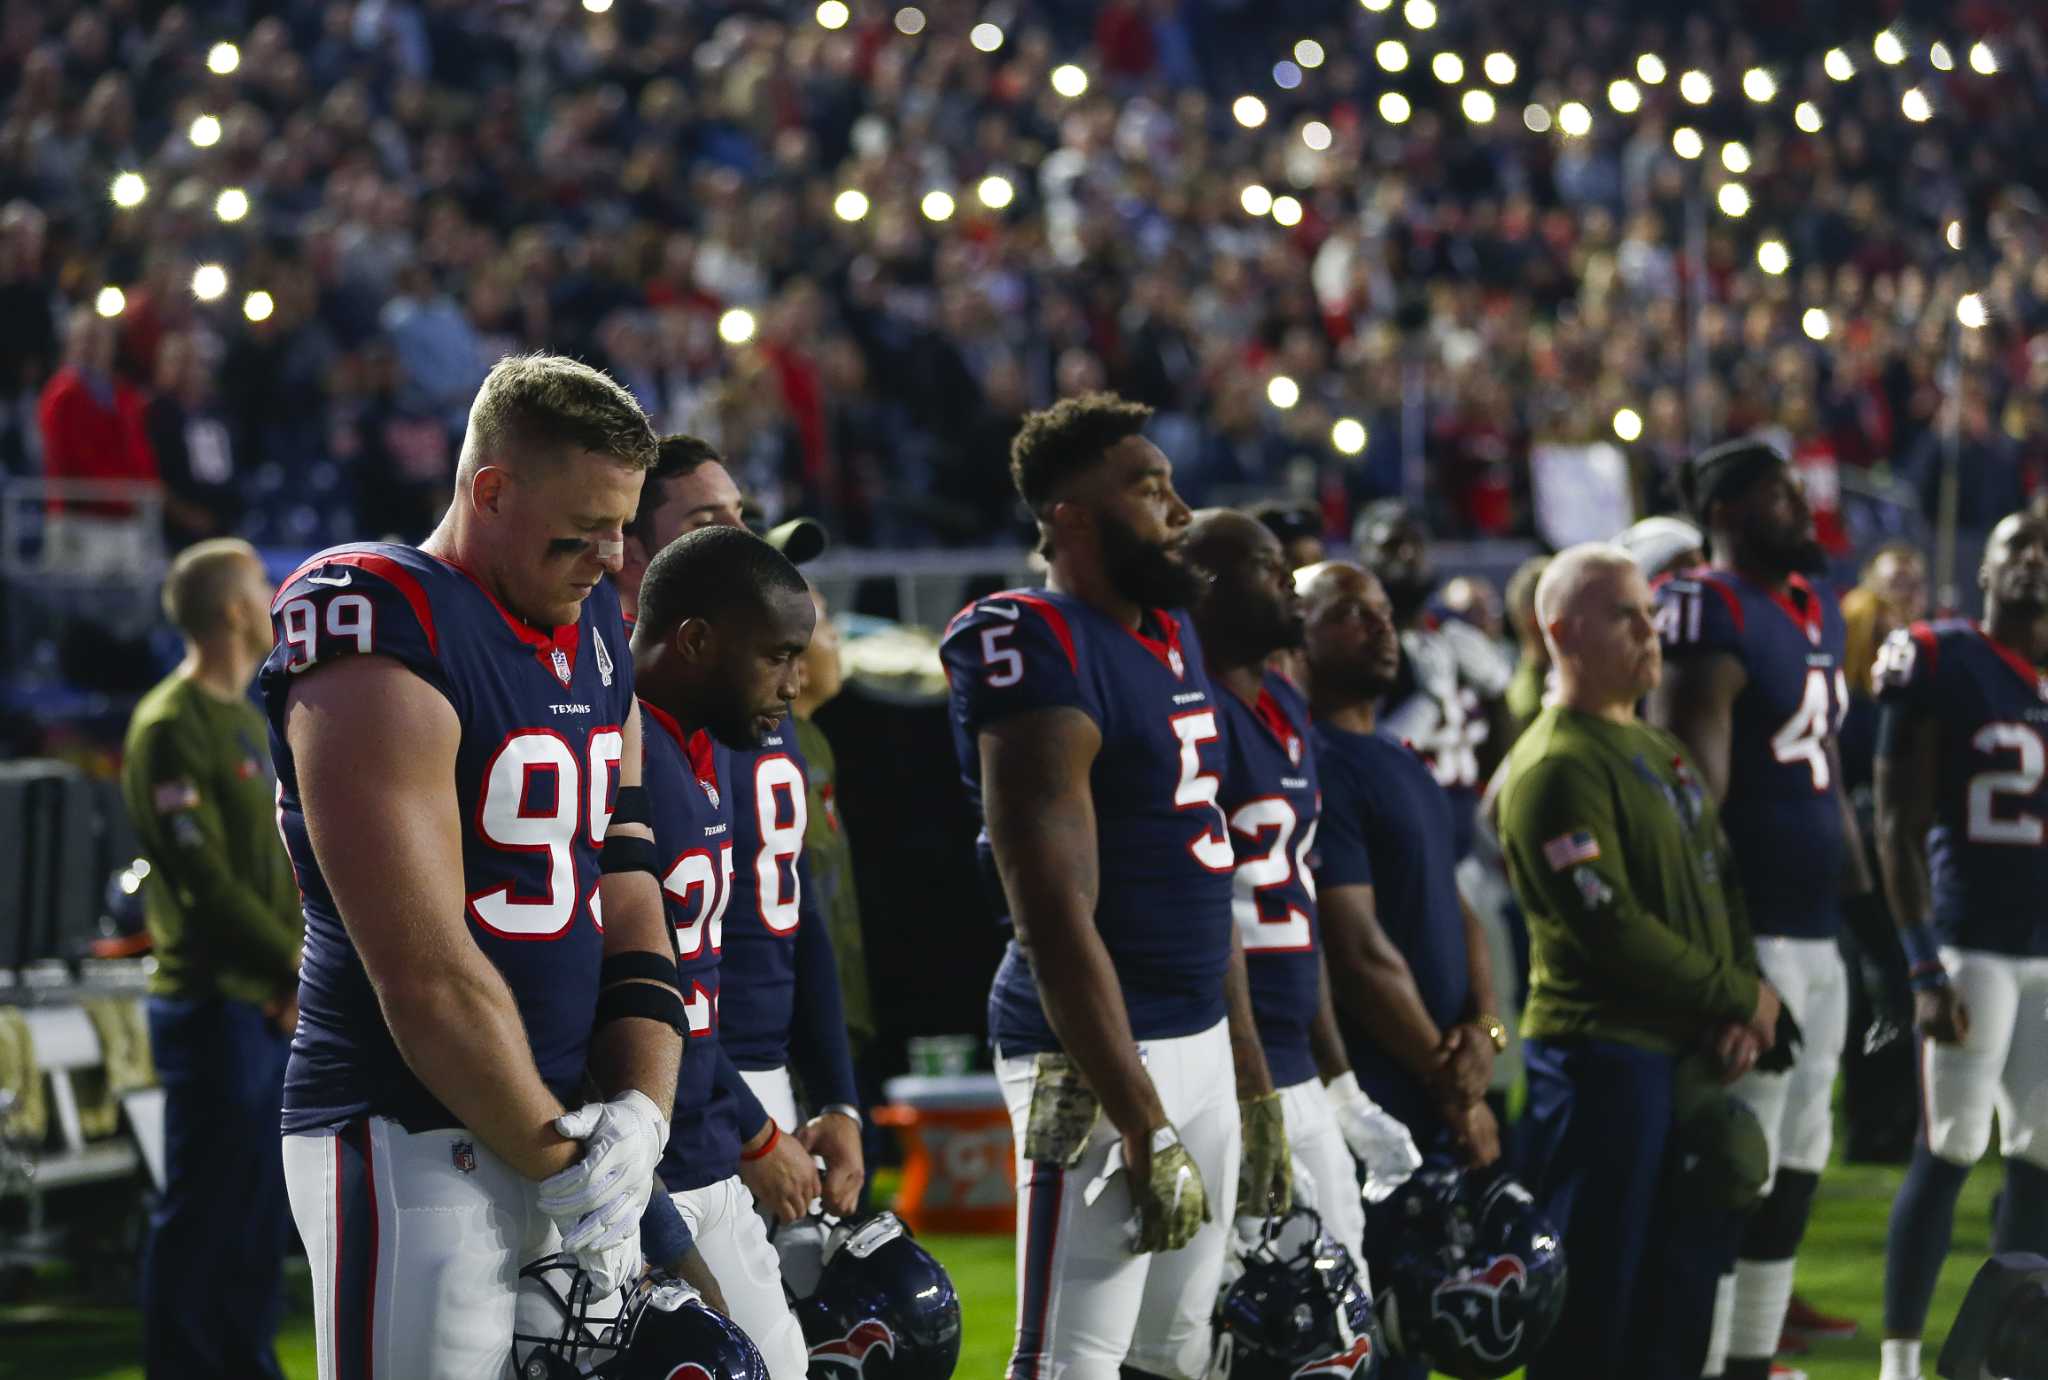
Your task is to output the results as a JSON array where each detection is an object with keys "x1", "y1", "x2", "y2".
[{"x1": 1499, "y1": 542, "x2": 1782, "y2": 1380}]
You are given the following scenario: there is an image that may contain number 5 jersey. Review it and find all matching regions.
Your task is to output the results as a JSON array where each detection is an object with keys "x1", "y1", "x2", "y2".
[{"x1": 260, "y1": 543, "x2": 636, "y2": 1133}]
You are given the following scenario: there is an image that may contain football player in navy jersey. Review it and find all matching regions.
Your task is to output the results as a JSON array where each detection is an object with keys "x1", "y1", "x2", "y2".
[
  {"x1": 616, "y1": 435, "x2": 864, "y2": 1218},
  {"x1": 1184, "y1": 511, "x2": 1420, "y2": 1269},
  {"x1": 1297, "y1": 562, "x2": 1506, "y2": 1192},
  {"x1": 939, "y1": 394, "x2": 1287, "y2": 1380},
  {"x1": 1649, "y1": 440, "x2": 1870, "y2": 1379},
  {"x1": 1875, "y1": 511, "x2": 2048, "y2": 1380},
  {"x1": 262, "y1": 355, "x2": 687, "y2": 1378},
  {"x1": 627, "y1": 526, "x2": 821, "y2": 1379}
]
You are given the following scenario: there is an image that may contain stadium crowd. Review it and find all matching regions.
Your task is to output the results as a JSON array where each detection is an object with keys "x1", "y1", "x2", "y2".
[{"x1": 3, "y1": 0, "x2": 2047, "y2": 560}]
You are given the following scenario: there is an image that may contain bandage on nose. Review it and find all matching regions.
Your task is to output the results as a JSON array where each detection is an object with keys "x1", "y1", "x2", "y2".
[{"x1": 593, "y1": 538, "x2": 623, "y2": 562}]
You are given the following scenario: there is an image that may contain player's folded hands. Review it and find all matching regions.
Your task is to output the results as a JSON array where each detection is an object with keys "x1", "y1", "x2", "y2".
[
  {"x1": 1237, "y1": 1092, "x2": 1292, "y2": 1219},
  {"x1": 540, "y1": 1089, "x2": 667, "y2": 1291}
]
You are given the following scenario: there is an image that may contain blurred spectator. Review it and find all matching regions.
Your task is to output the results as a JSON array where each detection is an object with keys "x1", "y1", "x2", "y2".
[
  {"x1": 1859, "y1": 540, "x2": 1930, "y2": 626},
  {"x1": 37, "y1": 304, "x2": 158, "y2": 573},
  {"x1": 146, "y1": 330, "x2": 242, "y2": 548},
  {"x1": 0, "y1": 200, "x2": 55, "y2": 472}
]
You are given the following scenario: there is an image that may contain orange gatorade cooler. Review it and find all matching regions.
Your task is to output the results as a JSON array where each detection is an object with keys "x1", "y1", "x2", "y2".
[{"x1": 874, "y1": 1073, "x2": 1015, "y2": 1235}]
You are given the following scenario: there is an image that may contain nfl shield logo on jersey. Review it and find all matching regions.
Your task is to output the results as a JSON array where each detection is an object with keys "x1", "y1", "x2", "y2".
[
  {"x1": 594, "y1": 631, "x2": 614, "y2": 687},
  {"x1": 451, "y1": 1140, "x2": 477, "y2": 1174},
  {"x1": 550, "y1": 647, "x2": 572, "y2": 685},
  {"x1": 1168, "y1": 647, "x2": 1184, "y2": 677},
  {"x1": 700, "y1": 777, "x2": 720, "y2": 809}
]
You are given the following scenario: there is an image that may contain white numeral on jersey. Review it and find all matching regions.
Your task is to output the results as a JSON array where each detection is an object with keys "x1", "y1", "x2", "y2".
[
  {"x1": 278, "y1": 592, "x2": 375, "y2": 673},
  {"x1": 1230, "y1": 797, "x2": 1314, "y2": 951},
  {"x1": 1967, "y1": 722, "x2": 2046, "y2": 846},
  {"x1": 471, "y1": 730, "x2": 620, "y2": 938},
  {"x1": 1653, "y1": 590, "x2": 1702, "y2": 646},
  {"x1": 752, "y1": 754, "x2": 807, "y2": 933},
  {"x1": 664, "y1": 843, "x2": 735, "y2": 960},
  {"x1": 1770, "y1": 667, "x2": 1834, "y2": 792},
  {"x1": 681, "y1": 982, "x2": 718, "y2": 1036},
  {"x1": 1169, "y1": 710, "x2": 1234, "y2": 873},
  {"x1": 1873, "y1": 630, "x2": 1918, "y2": 692},
  {"x1": 587, "y1": 729, "x2": 623, "y2": 845},
  {"x1": 981, "y1": 624, "x2": 1023, "y2": 687}
]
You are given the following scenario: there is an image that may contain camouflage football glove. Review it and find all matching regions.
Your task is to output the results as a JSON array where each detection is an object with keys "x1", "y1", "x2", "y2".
[
  {"x1": 1131, "y1": 1124, "x2": 1210, "y2": 1254},
  {"x1": 1237, "y1": 1092, "x2": 1293, "y2": 1219},
  {"x1": 1022, "y1": 1052, "x2": 1101, "y2": 1167}
]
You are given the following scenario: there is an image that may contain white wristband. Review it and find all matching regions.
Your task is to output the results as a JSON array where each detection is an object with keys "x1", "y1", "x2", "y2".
[{"x1": 1325, "y1": 1070, "x2": 1365, "y2": 1105}]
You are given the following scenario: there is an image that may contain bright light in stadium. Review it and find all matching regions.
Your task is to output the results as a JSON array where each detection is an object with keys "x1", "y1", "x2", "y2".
[
  {"x1": 1608, "y1": 80, "x2": 1641, "y2": 114},
  {"x1": 977, "y1": 175, "x2": 1014, "y2": 210},
  {"x1": 1522, "y1": 104, "x2": 1552, "y2": 133},
  {"x1": 1874, "y1": 30, "x2": 1906, "y2": 66},
  {"x1": 920, "y1": 189, "x2": 956, "y2": 221},
  {"x1": 1613, "y1": 408, "x2": 1643, "y2": 442},
  {"x1": 1403, "y1": 0, "x2": 1437, "y2": 31},
  {"x1": 1721, "y1": 141, "x2": 1751, "y2": 174},
  {"x1": 1360, "y1": 0, "x2": 1391, "y2": 11},
  {"x1": 1271, "y1": 61, "x2": 1302, "y2": 90},
  {"x1": 1672, "y1": 127, "x2": 1703, "y2": 159},
  {"x1": 1375, "y1": 40, "x2": 1409, "y2": 73},
  {"x1": 1946, "y1": 220, "x2": 1964, "y2": 251},
  {"x1": 1757, "y1": 239, "x2": 1790, "y2": 275},
  {"x1": 1824, "y1": 48, "x2": 1855, "y2": 81},
  {"x1": 1901, "y1": 87, "x2": 1932, "y2": 122},
  {"x1": 215, "y1": 187, "x2": 250, "y2": 222},
  {"x1": 1678, "y1": 70, "x2": 1713, "y2": 104},
  {"x1": 1378, "y1": 92, "x2": 1412, "y2": 124},
  {"x1": 1267, "y1": 375, "x2": 1301, "y2": 409},
  {"x1": 110, "y1": 171, "x2": 148, "y2": 208},
  {"x1": 94, "y1": 286, "x2": 125, "y2": 319},
  {"x1": 1794, "y1": 101, "x2": 1824, "y2": 133},
  {"x1": 1557, "y1": 102, "x2": 1592, "y2": 138},
  {"x1": 1802, "y1": 307, "x2": 1831, "y2": 341},
  {"x1": 1271, "y1": 196, "x2": 1303, "y2": 228},
  {"x1": 191, "y1": 263, "x2": 228, "y2": 302},
  {"x1": 582, "y1": 0, "x2": 612, "y2": 13},
  {"x1": 1637, "y1": 54, "x2": 1667, "y2": 84},
  {"x1": 1957, "y1": 293, "x2": 1988, "y2": 330},
  {"x1": 1462, "y1": 90, "x2": 1496, "y2": 124},
  {"x1": 1050, "y1": 64, "x2": 1088, "y2": 98},
  {"x1": 189, "y1": 114, "x2": 222, "y2": 148},
  {"x1": 815, "y1": 1, "x2": 849, "y2": 30},
  {"x1": 1295, "y1": 39, "x2": 1325, "y2": 69},
  {"x1": 1332, "y1": 418, "x2": 1368, "y2": 455},
  {"x1": 243, "y1": 290, "x2": 274, "y2": 323},
  {"x1": 1234, "y1": 95, "x2": 1268, "y2": 128},
  {"x1": 1432, "y1": 52, "x2": 1464, "y2": 84},
  {"x1": 718, "y1": 308, "x2": 756, "y2": 345},
  {"x1": 1483, "y1": 52, "x2": 1516, "y2": 85},
  {"x1": 206, "y1": 42, "x2": 240, "y2": 75},
  {"x1": 833, "y1": 189, "x2": 869, "y2": 221},
  {"x1": 1930, "y1": 42, "x2": 1954, "y2": 72},
  {"x1": 1716, "y1": 183, "x2": 1751, "y2": 218},
  {"x1": 894, "y1": 8, "x2": 926, "y2": 36},
  {"x1": 1969, "y1": 42, "x2": 1998, "y2": 75},
  {"x1": 1302, "y1": 120, "x2": 1333, "y2": 151},
  {"x1": 1241, "y1": 183, "x2": 1274, "y2": 216},
  {"x1": 1742, "y1": 68, "x2": 1776, "y2": 103},
  {"x1": 970, "y1": 23, "x2": 1004, "y2": 52}
]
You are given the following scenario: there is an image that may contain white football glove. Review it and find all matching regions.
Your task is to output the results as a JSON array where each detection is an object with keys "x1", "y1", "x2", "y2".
[
  {"x1": 539, "y1": 1089, "x2": 667, "y2": 1294},
  {"x1": 1325, "y1": 1071, "x2": 1422, "y2": 1203}
]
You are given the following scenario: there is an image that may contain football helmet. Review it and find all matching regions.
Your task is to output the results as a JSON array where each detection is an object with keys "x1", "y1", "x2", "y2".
[
  {"x1": 1369, "y1": 1166, "x2": 1566, "y2": 1379},
  {"x1": 774, "y1": 1210, "x2": 962, "y2": 1377},
  {"x1": 515, "y1": 1254, "x2": 769, "y2": 1380},
  {"x1": 1210, "y1": 1208, "x2": 1384, "y2": 1379}
]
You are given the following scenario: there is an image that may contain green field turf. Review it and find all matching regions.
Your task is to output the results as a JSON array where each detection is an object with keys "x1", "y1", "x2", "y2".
[{"x1": 0, "y1": 1156, "x2": 2008, "y2": 1379}]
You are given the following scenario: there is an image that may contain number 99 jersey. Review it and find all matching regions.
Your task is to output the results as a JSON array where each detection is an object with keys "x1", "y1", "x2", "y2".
[
  {"x1": 1654, "y1": 569, "x2": 1848, "y2": 940},
  {"x1": 1875, "y1": 619, "x2": 2048, "y2": 957},
  {"x1": 259, "y1": 543, "x2": 636, "y2": 1133}
]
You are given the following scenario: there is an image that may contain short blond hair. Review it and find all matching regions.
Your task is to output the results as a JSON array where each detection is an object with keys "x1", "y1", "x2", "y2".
[
  {"x1": 162, "y1": 538, "x2": 261, "y2": 638},
  {"x1": 1534, "y1": 543, "x2": 1638, "y2": 651},
  {"x1": 460, "y1": 353, "x2": 658, "y2": 476}
]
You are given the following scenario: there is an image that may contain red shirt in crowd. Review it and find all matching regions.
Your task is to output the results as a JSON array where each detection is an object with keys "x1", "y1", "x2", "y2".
[{"x1": 37, "y1": 364, "x2": 159, "y2": 515}]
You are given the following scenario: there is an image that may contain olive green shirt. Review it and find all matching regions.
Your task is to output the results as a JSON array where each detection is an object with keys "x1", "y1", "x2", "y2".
[
  {"x1": 120, "y1": 671, "x2": 302, "y2": 1004},
  {"x1": 1505, "y1": 654, "x2": 1549, "y2": 738},
  {"x1": 1498, "y1": 705, "x2": 1760, "y2": 1054},
  {"x1": 793, "y1": 714, "x2": 875, "y2": 1047}
]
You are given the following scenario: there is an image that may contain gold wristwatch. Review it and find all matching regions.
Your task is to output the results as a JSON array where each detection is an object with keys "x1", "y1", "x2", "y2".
[{"x1": 1475, "y1": 1015, "x2": 1508, "y2": 1053}]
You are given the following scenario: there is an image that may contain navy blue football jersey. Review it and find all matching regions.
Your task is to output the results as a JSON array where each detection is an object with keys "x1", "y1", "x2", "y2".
[
  {"x1": 941, "y1": 589, "x2": 1235, "y2": 1054},
  {"x1": 1378, "y1": 618, "x2": 1514, "y2": 861},
  {"x1": 1875, "y1": 620, "x2": 2048, "y2": 957},
  {"x1": 1217, "y1": 671, "x2": 1322, "y2": 1090},
  {"x1": 260, "y1": 544, "x2": 634, "y2": 1133},
  {"x1": 1655, "y1": 568, "x2": 1849, "y2": 940},
  {"x1": 1312, "y1": 722, "x2": 1468, "y2": 1139}
]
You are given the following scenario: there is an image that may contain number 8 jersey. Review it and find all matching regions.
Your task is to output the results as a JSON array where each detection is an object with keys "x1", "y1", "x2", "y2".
[
  {"x1": 1876, "y1": 619, "x2": 2048, "y2": 957},
  {"x1": 259, "y1": 543, "x2": 636, "y2": 1133},
  {"x1": 1654, "y1": 568, "x2": 1848, "y2": 939}
]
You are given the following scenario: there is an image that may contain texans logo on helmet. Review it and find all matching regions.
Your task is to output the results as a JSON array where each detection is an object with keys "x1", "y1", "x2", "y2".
[
  {"x1": 1292, "y1": 1334, "x2": 1374, "y2": 1377},
  {"x1": 1429, "y1": 1255, "x2": 1528, "y2": 1364},
  {"x1": 809, "y1": 1318, "x2": 896, "y2": 1373},
  {"x1": 663, "y1": 1366, "x2": 715, "y2": 1380}
]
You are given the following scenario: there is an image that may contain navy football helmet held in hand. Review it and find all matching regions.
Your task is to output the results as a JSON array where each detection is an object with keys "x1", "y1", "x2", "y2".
[
  {"x1": 774, "y1": 1210, "x2": 962, "y2": 1378},
  {"x1": 1210, "y1": 1208, "x2": 1384, "y2": 1379},
  {"x1": 1369, "y1": 1166, "x2": 1567, "y2": 1379},
  {"x1": 515, "y1": 1254, "x2": 769, "y2": 1380}
]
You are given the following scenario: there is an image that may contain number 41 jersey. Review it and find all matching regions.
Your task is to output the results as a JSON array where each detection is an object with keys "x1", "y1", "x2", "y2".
[
  {"x1": 1655, "y1": 568, "x2": 1848, "y2": 940},
  {"x1": 940, "y1": 589, "x2": 1236, "y2": 1055},
  {"x1": 260, "y1": 543, "x2": 636, "y2": 1133},
  {"x1": 1875, "y1": 619, "x2": 2048, "y2": 957}
]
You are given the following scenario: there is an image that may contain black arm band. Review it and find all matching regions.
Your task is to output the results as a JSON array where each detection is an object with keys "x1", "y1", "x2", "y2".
[
  {"x1": 600, "y1": 834, "x2": 661, "y2": 876},
  {"x1": 610, "y1": 785, "x2": 652, "y2": 830},
  {"x1": 601, "y1": 950, "x2": 680, "y2": 990},
  {"x1": 594, "y1": 980, "x2": 688, "y2": 1036}
]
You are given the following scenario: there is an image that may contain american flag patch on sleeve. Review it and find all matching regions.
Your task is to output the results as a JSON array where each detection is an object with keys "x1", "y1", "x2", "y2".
[
  {"x1": 1542, "y1": 830, "x2": 1601, "y2": 871},
  {"x1": 152, "y1": 780, "x2": 200, "y2": 814}
]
